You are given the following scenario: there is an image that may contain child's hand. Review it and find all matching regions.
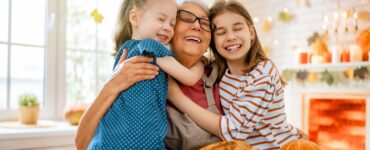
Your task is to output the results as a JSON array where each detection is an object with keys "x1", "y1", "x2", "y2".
[{"x1": 296, "y1": 128, "x2": 308, "y2": 140}]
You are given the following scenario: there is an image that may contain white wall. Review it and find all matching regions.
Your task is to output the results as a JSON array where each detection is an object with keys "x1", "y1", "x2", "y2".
[{"x1": 239, "y1": 0, "x2": 370, "y2": 68}]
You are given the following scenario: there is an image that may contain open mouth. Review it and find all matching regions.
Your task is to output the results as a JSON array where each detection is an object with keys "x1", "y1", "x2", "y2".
[
  {"x1": 224, "y1": 44, "x2": 242, "y2": 51},
  {"x1": 157, "y1": 34, "x2": 168, "y2": 42},
  {"x1": 185, "y1": 36, "x2": 201, "y2": 44}
]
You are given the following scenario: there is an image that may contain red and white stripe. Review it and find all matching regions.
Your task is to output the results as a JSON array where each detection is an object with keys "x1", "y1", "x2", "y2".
[{"x1": 219, "y1": 60, "x2": 300, "y2": 149}]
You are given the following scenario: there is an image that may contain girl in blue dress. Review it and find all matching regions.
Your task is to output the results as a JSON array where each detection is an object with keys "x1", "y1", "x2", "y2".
[{"x1": 88, "y1": 0, "x2": 210, "y2": 149}]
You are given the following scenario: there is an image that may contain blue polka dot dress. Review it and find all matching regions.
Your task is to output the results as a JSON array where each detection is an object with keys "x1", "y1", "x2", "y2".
[{"x1": 88, "y1": 39, "x2": 174, "y2": 150}]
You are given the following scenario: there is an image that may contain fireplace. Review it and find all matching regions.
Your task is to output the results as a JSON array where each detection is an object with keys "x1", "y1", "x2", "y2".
[{"x1": 301, "y1": 93, "x2": 370, "y2": 150}]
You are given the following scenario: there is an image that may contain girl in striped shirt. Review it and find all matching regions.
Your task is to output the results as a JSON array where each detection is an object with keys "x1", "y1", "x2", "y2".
[{"x1": 168, "y1": 1, "x2": 306, "y2": 149}]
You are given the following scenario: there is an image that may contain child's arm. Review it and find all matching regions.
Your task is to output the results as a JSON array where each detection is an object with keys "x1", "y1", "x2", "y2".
[
  {"x1": 157, "y1": 56, "x2": 204, "y2": 86},
  {"x1": 168, "y1": 72, "x2": 276, "y2": 141},
  {"x1": 167, "y1": 77, "x2": 221, "y2": 136},
  {"x1": 135, "y1": 39, "x2": 204, "y2": 86},
  {"x1": 219, "y1": 74, "x2": 275, "y2": 141}
]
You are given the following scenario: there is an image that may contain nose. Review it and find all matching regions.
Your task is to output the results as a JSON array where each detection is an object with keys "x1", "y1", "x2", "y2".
[
  {"x1": 191, "y1": 20, "x2": 201, "y2": 31},
  {"x1": 226, "y1": 32, "x2": 236, "y2": 42},
  {"x1": 163, "y1": 22, "x2": 172, "y2": 32}
]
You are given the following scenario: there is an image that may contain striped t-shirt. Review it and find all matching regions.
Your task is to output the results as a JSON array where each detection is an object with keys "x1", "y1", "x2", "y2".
[{"x1": 219, "y1": 60, "x2": 300, "y2": 149}]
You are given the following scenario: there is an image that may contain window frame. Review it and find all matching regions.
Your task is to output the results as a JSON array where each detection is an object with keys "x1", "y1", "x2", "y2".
[{"x1": 0, "y1": 0, "x2": 67, "y2": 121}]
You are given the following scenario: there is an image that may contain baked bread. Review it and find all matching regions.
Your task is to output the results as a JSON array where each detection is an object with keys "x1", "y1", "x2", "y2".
[{"x1": 200, "y1": 141, "x2": 253, "y2": 150}]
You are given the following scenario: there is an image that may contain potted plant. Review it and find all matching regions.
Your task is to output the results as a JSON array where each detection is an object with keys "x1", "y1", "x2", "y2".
[{"x1": 18, "y1": 94, "x2": 40, "y2": 124}]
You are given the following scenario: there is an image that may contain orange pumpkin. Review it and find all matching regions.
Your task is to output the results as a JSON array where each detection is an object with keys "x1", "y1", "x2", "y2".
[
  {"x1": 311, "y1": 38, "x2": 329, "y2": 57},
  {"x1": 281, "y1": 139, "x2": 322, "y2": 150},
  {"x1": 63, "y1": 104, "x2": 89, "y2": 125},
  {"x1": 200, "y1": 141, "x2": 253, "y2": 150},
  {"x1": 356, "y1": 27, "x2": 370, "y2": 61}
]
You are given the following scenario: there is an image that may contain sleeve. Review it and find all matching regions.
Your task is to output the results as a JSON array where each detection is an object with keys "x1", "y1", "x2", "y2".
[
  {"x1": 137, "y1": 38, "x2": 175, "y2": 58},
  {"x1": 111, "y1": 43, "x2": 127, "y2": 71},
  {"x1": 219, "y1": 74, "x2": 275, "y2": 141},
  {"x1": 112, "y1": 39, "x2": 175, "y2": 71}
]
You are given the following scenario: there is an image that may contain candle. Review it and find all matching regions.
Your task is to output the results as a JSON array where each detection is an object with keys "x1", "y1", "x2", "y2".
[
  {"x1": 334, "y1": 12, "x2": 339, "y2": 33},
  {"x1": 311, "y1": 55, "x2": 323, "y2": 64},
  {"x1": 331, "y1": 44, "x2": 342, "y2": 64},
  {"x1": 353, "y1": 12, "x2": 358, "y2": 31},
  {"x1": 342, "y1": 49, "x2": 350, "y2": 63},
  {"x1": 298, "y1": 49, "x2": 308, "y2": 64},
  {"x1": 349, "y1": 44, "x2": 363, "y2": 62}
]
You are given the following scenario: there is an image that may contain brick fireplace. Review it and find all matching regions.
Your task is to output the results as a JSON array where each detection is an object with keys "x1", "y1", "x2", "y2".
[{"x1": 300, "y1": 93, "x2": 370, "y2": 150}]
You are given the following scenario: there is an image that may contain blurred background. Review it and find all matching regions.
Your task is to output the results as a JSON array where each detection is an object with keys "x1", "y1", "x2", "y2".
[{"x1": 0, "y1": 0, "x2": 369, "y2": 149}]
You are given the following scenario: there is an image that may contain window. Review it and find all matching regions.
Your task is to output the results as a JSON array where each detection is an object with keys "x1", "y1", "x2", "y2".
[
  {"x1": 0, "y1": 0, "x2": 49, "y2": 120},
  {"x1": 66, "y1": 0, "x2": 119, "y2": 105},
  {"x1": 1, "y1": 0, "x2": 123, "y2": 120},
  {"x1": 0, "y1": 45, "x2": 7, "y2": 110}
]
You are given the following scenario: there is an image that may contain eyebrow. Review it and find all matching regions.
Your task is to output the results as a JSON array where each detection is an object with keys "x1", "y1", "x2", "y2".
[{"x1": 182, "y1": 9, "x2": 208, "y2": 19}]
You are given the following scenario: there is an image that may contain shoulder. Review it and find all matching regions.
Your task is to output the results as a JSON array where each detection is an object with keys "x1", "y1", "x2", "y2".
[
  {"x1": 252, "y1": 60, "x2": 279, "y2": 78},
  {"x1": 139, "y1": 39, "x2": 166, "y2": 49},
  {"x1": 122, "y1": 39, "x2": 139, "y2": 48}
]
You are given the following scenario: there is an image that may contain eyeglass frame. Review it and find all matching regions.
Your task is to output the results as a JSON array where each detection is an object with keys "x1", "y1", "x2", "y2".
[{"x1": 177, "y1": 9, "x2": 216, "y2": 32}]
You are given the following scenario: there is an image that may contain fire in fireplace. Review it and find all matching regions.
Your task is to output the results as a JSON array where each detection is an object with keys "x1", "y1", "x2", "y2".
[{"x1": 302, "y1": 94, "x2": 369, "y2": 150}]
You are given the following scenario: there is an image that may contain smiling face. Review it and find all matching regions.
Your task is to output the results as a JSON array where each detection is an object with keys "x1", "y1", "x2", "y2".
[
  {"x1": 213, "y1": 10, "x2": 254, "y2": 64},
  {"x1": 131, "y1": 0, "x2": 177, "y2": 44},
  {"x1": 170, "y1": 2, "x2": 211, "y2": 67}
]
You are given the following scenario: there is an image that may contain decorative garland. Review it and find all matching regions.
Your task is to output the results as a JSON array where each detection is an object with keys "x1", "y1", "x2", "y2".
[{"x1": 282, "y1": 66, "x2": 370, "y2": 86}]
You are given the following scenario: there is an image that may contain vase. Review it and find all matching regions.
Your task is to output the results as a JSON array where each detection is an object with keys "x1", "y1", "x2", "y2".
[{"x1": 18, "y1": 105, "x2": 40, "y2": 124}]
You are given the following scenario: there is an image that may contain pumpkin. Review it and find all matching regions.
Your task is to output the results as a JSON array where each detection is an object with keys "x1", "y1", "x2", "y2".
[
  {"x1": 281, "y1": 139, "x2": 322, "y2": 150},
  {"x1": 63, "y1": 104, "x2": 89, "y2": 125},
  {"x1": 356, "y1": 27, "x2": 370, "y2": 61},
  {"x1": 310, "y1": 37, "x2": 329, "y2": 58},
  {"x1": 200, "y1": 141, "x2": 253, "y2": 150}
]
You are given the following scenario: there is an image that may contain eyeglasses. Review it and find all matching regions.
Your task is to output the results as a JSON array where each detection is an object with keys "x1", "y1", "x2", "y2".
[{"x1": 177, "y1": 10, "x2": 216, "y2": 32}]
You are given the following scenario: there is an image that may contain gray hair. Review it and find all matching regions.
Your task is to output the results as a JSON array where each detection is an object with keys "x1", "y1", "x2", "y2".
[{"x1": 177, "y1": 0, "x2": 209, "y2": 12}]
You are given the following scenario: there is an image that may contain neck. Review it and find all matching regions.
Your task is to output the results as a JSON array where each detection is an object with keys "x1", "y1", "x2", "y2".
[
  {"x1": 131, "y1": 30, "x2": 143, "y2": 40},
  {"x1": 227, "y1": 60, "x2": 246, "y2": 75}
]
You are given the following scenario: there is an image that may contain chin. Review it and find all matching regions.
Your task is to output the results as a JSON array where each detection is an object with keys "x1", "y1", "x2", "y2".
[{"x1": 188, "y1": 47, "x2": 206, "y2": 56}]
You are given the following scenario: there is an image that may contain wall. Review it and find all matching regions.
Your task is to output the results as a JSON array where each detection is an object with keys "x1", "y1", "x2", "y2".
[{"x1": 238, "y1": 0, "x2": 370, "y2": 68}]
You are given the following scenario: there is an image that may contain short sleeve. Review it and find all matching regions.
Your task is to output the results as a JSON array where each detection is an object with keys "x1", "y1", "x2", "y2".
[
  {"x1": 112, "y1": 39, "x2": 174, "y2": 71},
  {"x1": 137, "y1": 38, "x2": 174, "y2": 58}
]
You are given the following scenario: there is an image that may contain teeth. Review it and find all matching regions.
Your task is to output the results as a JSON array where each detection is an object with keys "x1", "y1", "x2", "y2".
[
  {"x1": 186, "y1": 37, "x2": 201, "y2": 43},
  {"x1": 158, "y1": 34, "x2": 167, "y2": 39},
  {"x1": 226, "y1": 45, "x2": 241, "y2": 50}
]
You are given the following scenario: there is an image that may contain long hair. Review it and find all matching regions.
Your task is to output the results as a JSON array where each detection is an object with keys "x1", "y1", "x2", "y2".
[
  {"x1": 113, "y1": 0, "x2": 150, "y2": 55},
  {"x1": 209, "y1": 1, "x2": 269, "y2": 82}
]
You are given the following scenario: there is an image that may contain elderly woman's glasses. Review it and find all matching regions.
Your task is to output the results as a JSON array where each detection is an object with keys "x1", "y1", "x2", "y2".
[{"x1": 177, "y1": 10, "x2": 216, "y2": 32}]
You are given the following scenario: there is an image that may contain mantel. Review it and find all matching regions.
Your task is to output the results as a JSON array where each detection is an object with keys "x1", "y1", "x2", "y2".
[{"x1": 281, "y1": 62, "x2": 370, "y2": 72}]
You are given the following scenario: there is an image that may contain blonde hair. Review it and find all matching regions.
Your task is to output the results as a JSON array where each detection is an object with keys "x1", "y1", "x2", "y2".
[{"x1": 113, "y1": 0, "x2": 150, "y2": 55}]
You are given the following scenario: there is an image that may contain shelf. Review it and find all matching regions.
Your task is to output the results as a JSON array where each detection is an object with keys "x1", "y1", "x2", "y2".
[
  {"x1": 0, "y1": 121, "x2": 76, "y2": 149},
  {"x1": 285, "y1": 85, "x2": 370, "y2": 94},
  {"x1": 281, "y1": 61, "x2": 370, "y2": 71}
]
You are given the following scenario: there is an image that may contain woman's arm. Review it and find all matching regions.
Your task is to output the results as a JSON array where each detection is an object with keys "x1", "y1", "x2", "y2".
[
  {"x1": 157, "y1": 57, "x2": 204, "y2": 86},
  {"x1": 167, "y1": 77, "x2": 221, "y2": 137},
  {"x1": 75, "y1": 50, "x2": 159, "y2": 150}
]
